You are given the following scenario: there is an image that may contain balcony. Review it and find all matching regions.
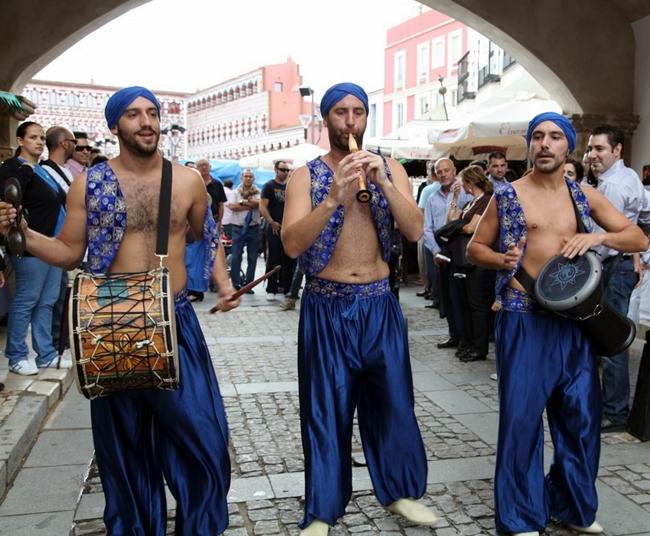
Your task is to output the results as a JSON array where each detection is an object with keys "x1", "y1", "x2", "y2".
[
  {"x1": 477, "y1": 65, "x2": 501, "y2": 89},
  {"x1": 456, "y1": 51, "x2": 471, "y2": 84},
  {"x1": 503, "y1": 52, "x2": 516, "y2": 71}
]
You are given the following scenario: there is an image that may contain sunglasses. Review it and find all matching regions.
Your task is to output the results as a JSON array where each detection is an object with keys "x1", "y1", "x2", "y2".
[
  {"x1": 277, "y1": 168, "x2": 290, "y2": 172},
  {"x1": 75, "y1": 145, "x2": 92, "y2": 152},
  {"x1": 3, "y1": 167, "x2": 32, "y2": 256}
]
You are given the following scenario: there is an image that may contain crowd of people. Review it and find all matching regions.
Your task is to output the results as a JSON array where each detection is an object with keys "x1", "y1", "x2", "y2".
[{"x1": 0, "y1": 81, "x2": 649, "y2": 536}]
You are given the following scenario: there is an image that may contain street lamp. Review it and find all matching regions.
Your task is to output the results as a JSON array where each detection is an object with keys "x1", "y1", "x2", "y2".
[
  {"x1": 161, "y1": 123, "x2": 186, "y2": 160},
  {"x1": 299, "y1": 86, "x2": 316, "y2": 144},
  {"x1": 438, "y1": 75, "x2": 449, "y2": 121}
]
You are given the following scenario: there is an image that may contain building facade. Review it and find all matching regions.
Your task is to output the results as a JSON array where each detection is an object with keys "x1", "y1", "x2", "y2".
[
  {"x1": 21, "y1": 80, "x2": 186, "y2": 158},
  {"x1": 185, "y1": 58, "x2": 319, "y2": 161},
  {"x1": 382, "y1": 8, "x2": 524, "y2": 137}
]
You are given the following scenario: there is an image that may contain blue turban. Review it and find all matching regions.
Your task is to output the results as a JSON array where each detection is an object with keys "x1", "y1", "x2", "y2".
[
  {"x1": 105, "y1": 86, "x2": 161, "y2": 129},
  {"x1": 320, "y1": 82, "x2": 369, "y2": 118},
  {"x1": 526, "y1": 112, "x2": 576, "y2": 153}
]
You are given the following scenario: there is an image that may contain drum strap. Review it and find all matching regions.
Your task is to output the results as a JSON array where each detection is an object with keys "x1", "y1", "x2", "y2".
[
  {"x1": 514, "y1": 185, "x2": 588, "y2": 296},
  {"x1": 156, "y1": 159, "x2": 173, "y2": 257}
]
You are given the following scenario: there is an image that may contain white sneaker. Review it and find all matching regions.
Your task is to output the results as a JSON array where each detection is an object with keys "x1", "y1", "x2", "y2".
[
  {"x1": 266, "y1": 293, "x2": 277, "y2": 301},
  {"x1": 568, "y1": 521, "x2": 603, "y2": 534},
  {"x1": 513, "y1": 532, "x2": 539, "y2": 536},
  {"x1": 9, "y1": 360, "x2": 38, "y2": 376},
  {"x1": 490, "y1": 373, "x2": 498, "y2": 381},
  {"x1": 38, "y1": 353, "x2": 73, "y2": 369}
]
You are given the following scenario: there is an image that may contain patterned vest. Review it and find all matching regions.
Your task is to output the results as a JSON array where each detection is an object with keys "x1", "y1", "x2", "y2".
[
  {"x1": 85, "y1": 162, "x2": 127, "y2": 274},
  {"x1": 85, "y1": 161, "x2": 219, "y2": 276},
  {"x1": 299, "y1": 156, "x2": 394, "y2": 277},
  {"x1": 494, "y1": 178, "x2": 593, "y2": 297}
]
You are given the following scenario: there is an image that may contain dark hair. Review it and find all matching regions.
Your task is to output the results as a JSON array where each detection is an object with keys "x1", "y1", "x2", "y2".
[
  {"x1": 590, "y1": 125, "x2": 624, "y2": 151},
  {"x1": 90, "y1": 147, "x2": 101, "y2": 155},
  {"x1": 460, "y1": 165, "x2": 493, "y2": 195},
  {"x1": 469, "y1": 159, "x2": 488, "y2": 171},
  {"x1": 488, "y1": 151, "x2": 506, "y2": 162},
  {"x1": 45, "y1": 126, "x2": 68, "y2": 151},
  {"x1": 223, "y1": 179, "x2": 233, "y2": 188},
  {"x1": 565, "y1": 157, "x2": 584, "y2": 182},
  {"x1": 91, "y1": 155, "x2": 108, "y2": 167},
  {"x1": 73, "y1": 131, "x2": 89, "y2": 140},
  {"x1": 14, "y1": 121, "x2": 41, "y2": 157}
]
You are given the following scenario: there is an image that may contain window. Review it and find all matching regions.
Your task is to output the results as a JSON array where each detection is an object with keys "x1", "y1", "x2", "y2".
[
  {"x1": 416, "y1": 42, "x2": 429, "y2": 84},
  {"x1": 393, "y1": 99, "x2": 406, "y2": 130},
  {"x1": 369, "y1": 103, "x2": 377, "y2": 137},
  {"x1": 448, "y1": 29, "x2": 463, "y2": 65},
  {"x1": 431, "y1": 36, "x2": 445, "y2": 68},
  {"x1": 416, "y1": 94, "x2": 429, "y2": 119},
  {"x1": 274, "y1": 81, "x2": 283, "y2": 92},
  {"x1": 394, "y1": 51, "x2": 406, "y2": 91}
]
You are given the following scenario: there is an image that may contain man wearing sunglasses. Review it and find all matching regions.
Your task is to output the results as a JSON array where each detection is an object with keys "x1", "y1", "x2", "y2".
[
  {"x1": 65, "y1": 131, "x2": 92, "y2": 179},
  {"x1": 259, "y1": 160, "x2": 296, "y2": 301}
]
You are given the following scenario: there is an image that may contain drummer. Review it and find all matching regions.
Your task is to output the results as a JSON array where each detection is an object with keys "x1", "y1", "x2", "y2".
[{"x1": 468, "y1": 112, "x2": 648, "y2": 536}]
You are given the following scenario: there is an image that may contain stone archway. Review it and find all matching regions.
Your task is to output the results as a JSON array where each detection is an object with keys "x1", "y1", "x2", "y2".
[{"x1": 2, "y1": 0, "x2": 650, "y2": 160}]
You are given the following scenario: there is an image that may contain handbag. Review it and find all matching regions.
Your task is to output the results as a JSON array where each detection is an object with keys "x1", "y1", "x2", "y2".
[{"x1": 69, "y1": 159, "x2": 180, "y2": 399}]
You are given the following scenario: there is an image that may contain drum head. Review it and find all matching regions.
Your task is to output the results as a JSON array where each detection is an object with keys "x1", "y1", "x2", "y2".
[{"x1": 534, "y1": 251, "x2": 601, "y2": 312}]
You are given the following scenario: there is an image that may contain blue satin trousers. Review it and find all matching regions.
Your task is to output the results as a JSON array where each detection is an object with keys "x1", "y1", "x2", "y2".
[
  {"x1": 90, "y1": 294, "x2": 230, "y2": 535},
  {"x1": 494, "y1": 310, "x2": 601, "y2": 533},
  {"x1": 298, "y1": 279, "x2": 427, "y2": 528}
]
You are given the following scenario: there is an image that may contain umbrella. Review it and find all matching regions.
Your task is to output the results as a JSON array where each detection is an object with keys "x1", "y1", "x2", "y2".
[
  {"x1": 365, "y1": 120, "x2": 437, "y2": 160},
  {"x1": 428, "y1": 97, "x2": 562, "y2": 160},
  {"x1": 239, "y1": 143, "x2": 326, "y2": 170}
]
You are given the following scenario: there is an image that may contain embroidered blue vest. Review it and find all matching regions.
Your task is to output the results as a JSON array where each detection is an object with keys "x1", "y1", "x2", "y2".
[
  {"x1": 86, "y1": 162, "x2": 127, "y2": 274},
  {"x1": 494, "y1": 178, "x2": 593, "y2": 298},
  {"x1": 85, "y1": 161, "x2": 220, "y2": 276},
  {"x1": 299, "y1": 156, "x2": 394, "y2": 277}
]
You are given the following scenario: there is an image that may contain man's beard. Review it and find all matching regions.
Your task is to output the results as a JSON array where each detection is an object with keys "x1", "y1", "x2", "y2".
[
  {"x1": 117, "y1": 126, "x2": 160, "y2": 156},
  {"x1": 532, "y1": 150, "x2": 566, "y2": 174},
  {"x1": 329, "y1": 130, "x2": 363, "y2": 152}
]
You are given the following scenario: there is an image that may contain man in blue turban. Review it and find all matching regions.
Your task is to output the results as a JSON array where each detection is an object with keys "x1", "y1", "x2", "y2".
[
  {"x1": 282, "y1": 82, "x2": 438, "y2": 535},
  {"x1": 467, "y1": 114, "x2": 648, "y2": 535},
  {"x1": 0, "y1": 84, "x2": 243, "y2": 534}
]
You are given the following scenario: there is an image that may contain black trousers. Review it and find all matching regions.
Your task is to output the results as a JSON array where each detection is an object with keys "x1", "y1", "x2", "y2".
[
  {"x1": 265, "y1": 227, "x2": 296, "y2": 294},
  {"x1": 457, "y1": 266, "x2": 495, "y2": 355}
]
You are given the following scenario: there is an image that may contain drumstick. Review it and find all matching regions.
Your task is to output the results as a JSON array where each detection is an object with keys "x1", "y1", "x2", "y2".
[
  {"x1": 348, "y1": 134, "x2": 371, "y2": 203},
  {"x1": 209, "y1": 265, "x2": 282, "y2": 313}
]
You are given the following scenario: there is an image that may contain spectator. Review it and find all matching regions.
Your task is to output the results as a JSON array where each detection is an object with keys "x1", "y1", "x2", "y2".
[
  {"x1": 417, "y1": 163, "x2": 441, "y2": 306},
  {"x1": 446, "y1": 165, "x2": 494, "y2": 361},
  {"x1": 487, "y1": 151, "x2": 508, "y2": 192},
  {"x1": 587, "y1": 124, "x2": 646, "y2": 433},
  {"x1": 196, "y1": 159, "x2": 227, "y2": 229},
  {"x1": 228, "y1": 169, "x2": 261, "y2": 291},
  {"x1": 564, "y1": 157, "x2": 585, "y2": 183},
  {"x1": 65, "y1": 131, "x2": 91, "y2": 179},
  {"x1": 259, "y1": 160, "x2": 296, "y2": 301},
  {"x1": 0, "y1": 121, "x2": 70, "y2": 375}
]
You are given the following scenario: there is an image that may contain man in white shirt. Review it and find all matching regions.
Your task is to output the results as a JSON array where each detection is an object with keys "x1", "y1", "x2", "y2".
[
  {"x1": 587, "y1": 124, "x2": 646, "y2": 433},
  {"x1": 487, "y1": 151, "x2": 508, "y2": 192}
]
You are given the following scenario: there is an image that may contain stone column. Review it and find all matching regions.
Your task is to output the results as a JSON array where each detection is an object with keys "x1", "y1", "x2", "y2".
[
  {"x1": 0, "y1": 114, "x2": 17, "y2": 161},
  {"x1": 570, "y1": 113, "x2": 640, "y2": 165}
]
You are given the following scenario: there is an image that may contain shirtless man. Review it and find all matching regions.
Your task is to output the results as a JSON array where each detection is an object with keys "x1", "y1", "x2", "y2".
[
  {"x1": 282, "y1": 82, "x2": 438, "y2": 535},
  {"x1": 468, "y1": 112, "x2": 648, "y2": 536},
  {"x1": 0, "y1": 86, "x2": 238, "y2": 535}
]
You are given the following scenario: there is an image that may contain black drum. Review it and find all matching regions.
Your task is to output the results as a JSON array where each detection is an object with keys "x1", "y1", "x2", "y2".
[{"x1": 534, "y1": 252, "x2": 636, "y2": 357}]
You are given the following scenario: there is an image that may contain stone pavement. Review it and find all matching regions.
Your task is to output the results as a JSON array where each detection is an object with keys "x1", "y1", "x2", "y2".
[{"x1": 0, "y1": 282, "x2": 649, "y2": 535}]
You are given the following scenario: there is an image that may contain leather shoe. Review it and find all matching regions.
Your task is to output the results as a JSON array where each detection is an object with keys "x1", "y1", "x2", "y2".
[
  {"x1": 460, "y1": 351, "x2": 487, "y2": 362},
  {"x1": 436, "y1": 337, "x2": 459, "y2": 349},
  {"x1": 601, "y1": 417, "x2": 626, "y2": 433},
  {"x1": 455, "y1": 347, "x2": 471, "y2": 358}
]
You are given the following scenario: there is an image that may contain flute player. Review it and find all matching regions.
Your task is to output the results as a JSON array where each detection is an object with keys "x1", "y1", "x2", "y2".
[{"x1": 282, "y1": 82, "x2": 437, "y2": 535}]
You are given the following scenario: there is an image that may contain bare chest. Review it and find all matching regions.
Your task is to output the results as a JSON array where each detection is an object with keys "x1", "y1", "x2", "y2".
[
  {"x1": 119, "y1": 180, "x2": 185, "y2": 233},
  {"x1": 518, "y1": 192, "x2": 579, "y2": 238}
]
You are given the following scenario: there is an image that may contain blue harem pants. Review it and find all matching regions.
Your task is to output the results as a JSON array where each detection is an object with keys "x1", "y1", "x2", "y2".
[
  {"x1": 90, "y1": 292, "x2": 230, "y2": 536},
  {"x1": 298, "y1": 278, "x2": 427, "y2": 528},
  {"x1": 494, "y1": 306, "x2": 601, "y2": 533}
]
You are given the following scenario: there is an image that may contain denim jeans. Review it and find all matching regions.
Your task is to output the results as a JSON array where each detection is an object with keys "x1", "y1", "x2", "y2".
[
  {"x1": 601, "y1": 256, "x2": 638, "y2": 424},
  {"x1": 5, "y1": 256, "x2": 62, "y2": 366},
  {"x1": 230, "y1": 224, "x2": 260, "y2": 288}
]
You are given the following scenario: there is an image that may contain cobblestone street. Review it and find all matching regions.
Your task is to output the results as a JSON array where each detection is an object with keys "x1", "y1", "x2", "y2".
[
  {"x1": 1, "y1": 284, "x2": 649, "y2": 535},
  {"x1": 70, "y1": 285, "x2": 650, "y2": 536}
]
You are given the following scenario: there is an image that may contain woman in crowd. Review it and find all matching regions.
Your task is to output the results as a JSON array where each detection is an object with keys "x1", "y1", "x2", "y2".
[
  {"x1": 564, "y1": 157, "x2": 585, "y2": 183},
  {"x1": 0, "y1": 121, "x2": 68, "y2": 375},
  {"x1": 447, "y1": 165, "x2": 494, "y2": 362}
]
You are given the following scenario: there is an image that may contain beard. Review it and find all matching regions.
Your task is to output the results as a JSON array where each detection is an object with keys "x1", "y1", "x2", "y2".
[
  {"x1": 531, "y1": 149, "x2": 567, "y2": 174},
  {"x1": 328, "y1": 127, "x2": 364, "y2": 153},
  {"x1": 117, "y1": 125, "x2": 160, "y2": 156}
]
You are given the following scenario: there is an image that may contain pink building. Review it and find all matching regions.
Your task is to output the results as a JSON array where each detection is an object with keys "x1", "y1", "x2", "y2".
[
  {"x1": 383, "y1": 10, "x2": 468, "y2": 136},
  {"x1": 186, "y1": 58, "x2": 328, "y2": 161}
]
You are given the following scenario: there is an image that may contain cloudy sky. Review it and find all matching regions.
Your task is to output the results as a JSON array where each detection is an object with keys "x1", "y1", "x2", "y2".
[{"x1": 36, "y1": 0, "x2": 425, "y2": 99}]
